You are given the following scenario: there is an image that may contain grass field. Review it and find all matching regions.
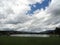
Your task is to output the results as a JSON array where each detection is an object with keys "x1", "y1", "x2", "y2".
[{"x1": 0, "y1": 36, "x2": 60, "y2": 45}]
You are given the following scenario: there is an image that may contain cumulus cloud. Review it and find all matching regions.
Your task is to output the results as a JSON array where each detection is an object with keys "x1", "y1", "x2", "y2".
[
  {"x1": 0, "y1": 0, "x2": 60, "y2": 32},
  {"x1": 31, "y1": 0, "x2": 60, "y2": 32},
  {"x1": 28, "y1": 0, "x2": 44, "y2": 4}
]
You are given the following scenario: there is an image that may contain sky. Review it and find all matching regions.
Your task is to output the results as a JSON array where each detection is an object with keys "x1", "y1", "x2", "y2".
[
  {"x1": 0, "y1": 0, "x2": 60, "y2": 32},
  {"x1": 27, "y1": 0, "x2": 51, "y2": 14}
]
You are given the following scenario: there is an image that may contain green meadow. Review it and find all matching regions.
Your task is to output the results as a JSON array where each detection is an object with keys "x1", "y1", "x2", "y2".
[{"x1": 0, "y1": 36, "x2": 60, "y2": 45}]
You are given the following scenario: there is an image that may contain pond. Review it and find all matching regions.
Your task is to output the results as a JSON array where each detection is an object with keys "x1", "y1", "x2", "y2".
[{"x1": 10, "y1": 34, "x2": 50, "y2": 37}]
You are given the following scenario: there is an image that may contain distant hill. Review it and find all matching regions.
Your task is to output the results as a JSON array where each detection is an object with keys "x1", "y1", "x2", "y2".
[
  {"x1": 0, "y1": 27, "x2": 60, "y2": 36},
  {"x1": 39, "y1": 30, "x2": 55, "y2": 34}
]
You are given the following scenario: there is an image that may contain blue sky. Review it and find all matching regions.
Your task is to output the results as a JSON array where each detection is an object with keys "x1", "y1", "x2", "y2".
[{"x1": 27, "y1": 0, "x2": 51, "y2": 14}]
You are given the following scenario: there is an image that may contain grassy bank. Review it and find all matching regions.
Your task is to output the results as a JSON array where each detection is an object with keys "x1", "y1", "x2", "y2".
[{"x1": 0, "y1": 36, "x2": 60, "y2": 45}]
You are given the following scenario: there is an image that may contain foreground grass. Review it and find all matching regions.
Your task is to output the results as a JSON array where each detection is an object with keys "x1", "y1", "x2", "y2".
[{"x1": 0, "y1": 36, "x2": 60, "y2": 45}]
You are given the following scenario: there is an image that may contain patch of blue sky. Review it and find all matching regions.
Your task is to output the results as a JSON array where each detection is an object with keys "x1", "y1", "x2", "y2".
[{"x1": 27, "y1": 0, "x2": 51, "y2": 14}]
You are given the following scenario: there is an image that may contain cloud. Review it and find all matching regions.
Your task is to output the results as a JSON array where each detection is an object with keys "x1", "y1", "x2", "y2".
[
  {"x1": 30, "y1": 0, "x2": 60, "y2": 32},
  {"x1": 28, "y1": 0, "x2": 44, "y2": 4},
  {"x1": 0, "y1": 0, "x2": 60, "y2": 32},
  {"x1": 47, "y1": 0, "x2": 60, "y2": 16}
]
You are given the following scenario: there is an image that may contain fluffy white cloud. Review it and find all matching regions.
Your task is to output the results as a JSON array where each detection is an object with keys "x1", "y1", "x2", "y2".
[
  {"x1": 0, "y1": 0, "x2": 60, "y2": 32},
  {"x1": 28, "y1": 0, "x2": 44, "y2": 4},
  {"x1": 30, "y1": 0, "x2": 60, "y2": 32}
]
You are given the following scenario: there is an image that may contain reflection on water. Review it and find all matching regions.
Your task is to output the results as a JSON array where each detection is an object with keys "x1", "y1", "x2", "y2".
[{"x1": 10, "y1": 34, "x2": 50, "y2": 37}]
